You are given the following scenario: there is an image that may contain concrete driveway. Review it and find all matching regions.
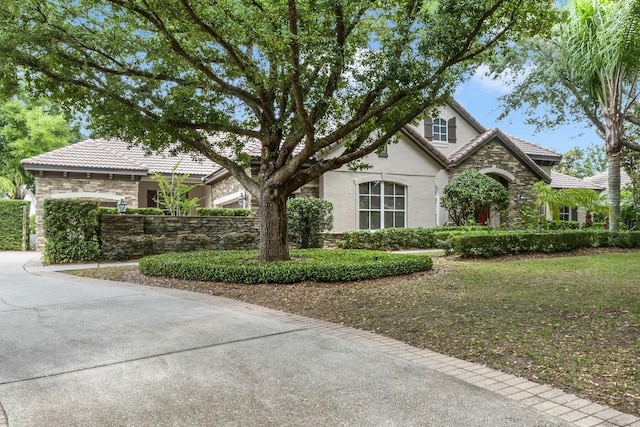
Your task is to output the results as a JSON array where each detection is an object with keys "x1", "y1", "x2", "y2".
[{"x1": 0, "y1": 251, "x2": 608, "y2": 426}]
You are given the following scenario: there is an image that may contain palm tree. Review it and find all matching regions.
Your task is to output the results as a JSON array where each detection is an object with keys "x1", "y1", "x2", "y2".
[
  {"x1": 557, "y1": 188, "x2": 608, "y2": 227},
  {"x1": 559, "y1": 0, "x2": 640, "y2": 231},
  {"x1": 532, "y1": 181, "x2": 560, "y2": 231}
]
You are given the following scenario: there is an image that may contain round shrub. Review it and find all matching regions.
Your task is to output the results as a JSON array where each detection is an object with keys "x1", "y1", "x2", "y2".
[{"x1": 139, "y1": 249, "x2": 432, "y2": 284}]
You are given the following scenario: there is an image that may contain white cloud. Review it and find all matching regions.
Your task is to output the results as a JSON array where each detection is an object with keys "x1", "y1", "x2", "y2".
[{"x1": 468, "y1": 64, "x2": 529, "y2": 95}]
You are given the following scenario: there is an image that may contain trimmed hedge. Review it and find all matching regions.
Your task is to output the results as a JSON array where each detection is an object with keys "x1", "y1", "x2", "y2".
[
  {"x1": 43, "y1": 199, "x2": 100, "y2": 263},
  {"x1": 338, "y1": 228, "x2": 438, "y2": 250},
  {"x1": 196, "y1": 208, "x2": 251, "y2": 216},
  {"x1": 338, "y1": 227, "x2": 494, "y2": 250},
  {"x1": 98, "y1": 207, "x2": 165, "y2": 215},
  {"x1": 452, "y1": 230, "x2": 640, "y2": 258},
  {"x1": 139, "y1": 249, "x2": 433, "y2": 284},
  {"x1": 0, "y1": 200, "x2": 30, "y2": 250}
]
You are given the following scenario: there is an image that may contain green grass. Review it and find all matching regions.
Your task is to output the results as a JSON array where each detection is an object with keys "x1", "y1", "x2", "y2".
[{"x1": 67, "y1": 250, "x2": 640, "y2": 415}]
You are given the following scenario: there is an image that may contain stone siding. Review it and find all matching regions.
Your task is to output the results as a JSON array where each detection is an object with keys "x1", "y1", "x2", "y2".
[
  {"x1": 210, "y1": 174, "x2": 246, "y2": 206},
  {"x1": 100, "y1": 215, "x2": 260, "y2": 260},
  {"x1": 450, "y1": 140, "x2": 541, "y2": 228},
  {"x1": 34, "y1": 173, "x2": 139, "y2": 250}
]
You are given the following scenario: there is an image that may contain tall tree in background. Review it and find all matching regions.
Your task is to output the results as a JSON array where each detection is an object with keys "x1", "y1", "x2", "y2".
[
  {"x1": 554, "y1": 144, "x2": 606, "y2": 178},
  {"x1": 0, "y1": 97, "x2": 79, "y2": 198},
  {"x1": 494, "y1": 0, "x2": 640, "y2": 231},
  {"x1": 0, "y1": 1, "x2": 557, "y2": 260}
]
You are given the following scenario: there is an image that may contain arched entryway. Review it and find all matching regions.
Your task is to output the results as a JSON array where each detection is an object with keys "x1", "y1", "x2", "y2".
[{"x1": 478, "y1": 167, "x2": 513, "y2": 227}]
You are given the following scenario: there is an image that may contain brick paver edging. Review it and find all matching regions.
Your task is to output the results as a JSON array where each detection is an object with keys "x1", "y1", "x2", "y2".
[{"x1": 210, "y1": 296, "x2": 640, "y2": 427}]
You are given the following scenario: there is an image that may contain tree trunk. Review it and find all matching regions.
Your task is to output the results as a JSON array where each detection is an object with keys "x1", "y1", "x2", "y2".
[
  {"x1": 607, "y1": 151, "x2": 621, "y2": 232},
  {"x1": 259, "y1": 191, "x2": 290, "y2": 261},
  {"x1": 604, "y1": 111, "x2": 624, "y2": 233}
]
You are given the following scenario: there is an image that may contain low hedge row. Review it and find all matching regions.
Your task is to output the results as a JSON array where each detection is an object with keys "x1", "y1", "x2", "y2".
[
  {"x1": 139, "y1": 249, "x2": 433, "y2": 284},
  {"x1": 196, "y1": 208, "x2": 251, "y2": 216},
  {"x1": 452, "y1": 230, "x2": 640, "y2": 258},
  {"x1": 98, "y1": 207, "x2": 165, "y2": 215},
  {"x1": 338, "y1": 228, "x2": 438, "y2": 250},
  {"x1": 338, "y1": 227, "x2": 490, "y2": 250}
]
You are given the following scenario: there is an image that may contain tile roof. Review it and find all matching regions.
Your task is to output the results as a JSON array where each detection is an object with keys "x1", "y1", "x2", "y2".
[
  {"x1": 584, "y1": 169, "x2": 632, "y2": 189},
  {"x1": 22, "y1": 139, "x2": 221, "y2": 177},
  {"x1": 550, "y1": 171, "x2": 603, "y2": 190},
  {"x1": 507, "y1": 135, "x2": 562, "y2": 161}
]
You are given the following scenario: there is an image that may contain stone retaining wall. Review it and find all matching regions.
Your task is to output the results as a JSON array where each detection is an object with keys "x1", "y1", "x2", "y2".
[{"x1": 100, "y1": 215, "x2": 260, "y2": 260}]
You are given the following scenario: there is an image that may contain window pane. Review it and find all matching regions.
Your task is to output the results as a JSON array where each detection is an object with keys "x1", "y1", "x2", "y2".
[
  {"x1": 371, "y1": 181, "x2": 381, "y2": 195},
  {"x1": 384, "y1": 182, "x2": 393, "y2": 194},
  {"x1": 395, "y1": 212, "x2": 405, "y2": 228},
  {"x1": 384, "y1": 212, "x2": 394, "y2": 228},
  {"x1": 371, "y1": 195, "x2": 380, "y2": 209},
  {"x1": 359, "y1": 211, "x2": 369, "y2": 230},
  {"x1": 359, "y1": 196, "x2": 369, "y2": 209},
  {"x1": 395, "y1": 196, "x2": 404, "y2": 210},
  {"x1": 384, "y1": 196, "x2": 394, "y2": 210},
  {"x1": 396, "y1": 185, "x2": 405, "y2": 196},
  {"x1": 359, "y1": 182, "x2": 369, "y2": 194},
  {"x1": 370, "y1": 211, "x2": 381, "y2": 229}
]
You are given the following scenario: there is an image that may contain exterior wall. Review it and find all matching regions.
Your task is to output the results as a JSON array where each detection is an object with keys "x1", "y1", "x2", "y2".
[
  {"x1": 100, "y1": 215, "x2": 260, "y2": 260},
  {"x1": 449, "y1": 139, "x2": 541, "y2": 228},
  {"x1": 210, "y1": 174, "x2": 245, "y2": 207},
  {"x1": 417, "y1": 104, "x2": 482, "y2": 156},
  {"x1": 322, "y1": 134, "x2": 444, "y2": 232},
  {"x1": 33, "y1": 172, "x2": 140, "y2": 250}
]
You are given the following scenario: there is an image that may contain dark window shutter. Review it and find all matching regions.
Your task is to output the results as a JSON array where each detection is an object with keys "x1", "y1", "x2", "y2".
[
  {"x1": 424, "y1": 117, "x2": 433, "y2": 140},
  {"x1": 448, "y1": 117, "x2": 457, "y2": 143},
  {"x1": 571, "y1": 207, "x2": 578, "y2": 221}
]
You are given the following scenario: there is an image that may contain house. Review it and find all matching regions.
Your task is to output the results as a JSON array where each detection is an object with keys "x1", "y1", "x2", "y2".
[
  {"x1": 24, "y1": 100, "x2": 600, "y2": 246},
  {"x1": 22, "y1": 139, "x2": 219, "y2": 248}
]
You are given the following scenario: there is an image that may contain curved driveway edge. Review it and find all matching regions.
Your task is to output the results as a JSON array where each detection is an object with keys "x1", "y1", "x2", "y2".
[{"x1": 0, "y1": 252, "x2": 638, "y2": 426}]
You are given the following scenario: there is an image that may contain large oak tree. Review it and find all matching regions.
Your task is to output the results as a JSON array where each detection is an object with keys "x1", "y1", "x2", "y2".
[{"x1": 0, "y1": 0, "x2": 556, "y2": 260}]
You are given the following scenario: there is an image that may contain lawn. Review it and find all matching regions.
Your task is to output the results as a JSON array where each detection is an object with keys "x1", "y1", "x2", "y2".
[{"x1": 67, "y1": 250, "x2": 640, "y2": 416}]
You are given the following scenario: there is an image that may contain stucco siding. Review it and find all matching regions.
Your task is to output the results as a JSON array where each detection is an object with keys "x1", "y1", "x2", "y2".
[{"x1": 322, "y1": 137, "x2": 444, "y2": 232}]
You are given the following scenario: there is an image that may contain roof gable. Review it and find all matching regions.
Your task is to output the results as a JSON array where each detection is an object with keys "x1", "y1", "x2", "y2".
[{"x1": 448, "y1": 128, "x2": 551, "y2": 182}]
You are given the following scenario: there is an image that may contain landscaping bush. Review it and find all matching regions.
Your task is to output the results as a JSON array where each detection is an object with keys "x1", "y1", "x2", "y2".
[
  {"x1": 287, "y1": 197, "x2": 333, "y2": 248},
  {"x1": 127, "y1": 207, "x2": 165, "y2": 215},
  {"x1": 0, "y1": 199, "x2": 30, "y2": 250},
  {"x1": 337, "y1": 226, "x2": 494, "y2": 250},
  {"x1": 43, "y1": 199, "x2": 100, "y2": 263},
  {"x1": 98, "y1": 207, "x2": 165, "y2": 215},
  {"x1": 338, "y1": 228, "x2": 436, "y2": 250},
  {"x1": 452, "y1": 230, "x2": 640, "y2": 258},
  {"x1": 196, "y1": 207, "x2": 251, "y2": 216},
  {"x1": 441, "y1": 170, "x2": 510, "y2": 226},
  {"x1": 139, "y1": 249, "x2": 433, "y2": 284}
]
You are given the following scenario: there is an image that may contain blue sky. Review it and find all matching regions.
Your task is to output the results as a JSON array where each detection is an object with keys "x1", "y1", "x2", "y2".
[{"x1": 453, "y1": 67, "x2": 601, "y2": 155}]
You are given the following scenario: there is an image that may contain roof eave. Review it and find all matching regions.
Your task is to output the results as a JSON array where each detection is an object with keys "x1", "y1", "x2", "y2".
[{"x1": 22, "y1": 164, "x2": 148, "y2": 176}]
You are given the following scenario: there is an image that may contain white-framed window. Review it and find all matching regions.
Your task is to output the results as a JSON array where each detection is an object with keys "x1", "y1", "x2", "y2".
[
  {"x1": 432, "y1": 118, "x2": 448, "y2": 142},
  {"x1": 358, "y1": 181, "x2": 406, "y2": 230},
  {"x1": 559, "y1": 205, "x2": 577, "y2": 221}
]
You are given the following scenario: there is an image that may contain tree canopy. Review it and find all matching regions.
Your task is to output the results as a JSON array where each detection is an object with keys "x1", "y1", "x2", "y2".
[
  {"x1": 554, "y1": 144, "x2": 606, "y2": 179},
  {"x1": 441, "y1": 170, "x2": 510, "y2": 226},
  {"x1": 0, "y1": 97, "x2": 79, "y2": 198},
  {"x1": 0, "y1": 0, "x2": 557, "y2": 259}
]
